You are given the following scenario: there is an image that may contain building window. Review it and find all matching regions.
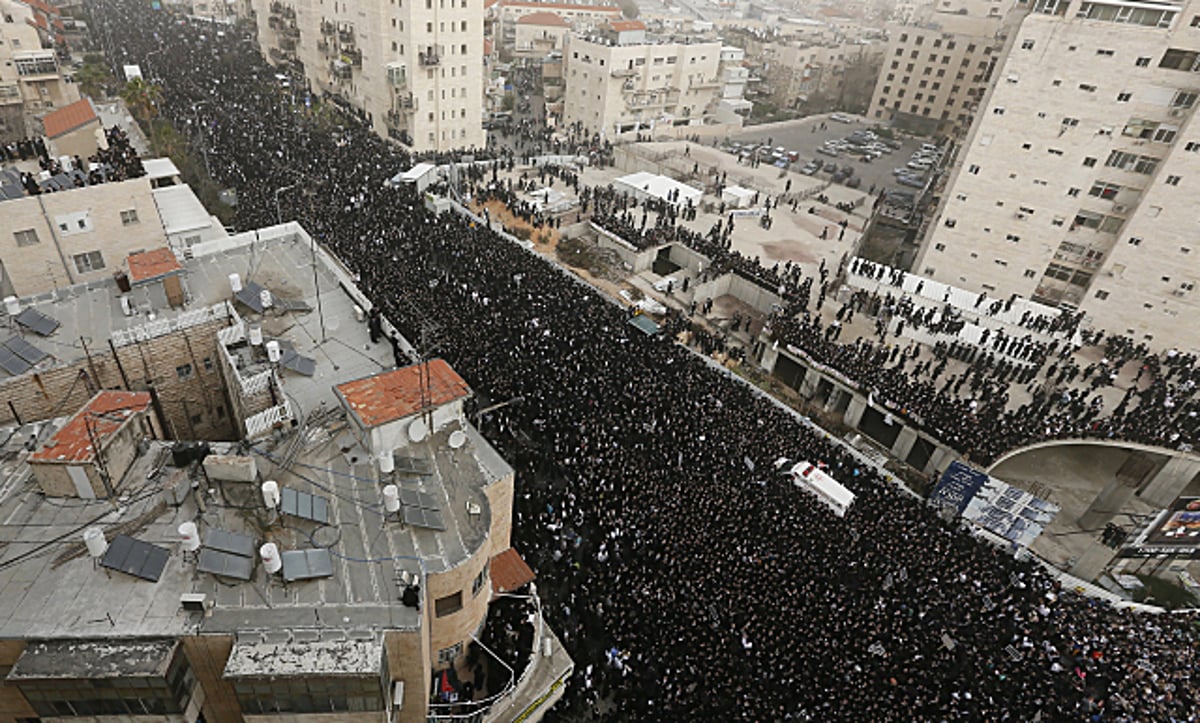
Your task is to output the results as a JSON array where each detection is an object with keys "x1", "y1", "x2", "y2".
[
  {"x1": 1079, "y1": 83, "x2": 1096, "y2": 92},
  {"x1": 968, "y1": 164, "x2": 980, "y2": 174},
  {"x1": 233, "y1": 676, "x2": 383, "y2": 714},
  {"x1": 1160, "y1": 48, "x2": 1200, "y2": 71},
  {"x1": 1006, "y1": 234, "x2": 1020, "y2": 242},
  {"x1": 1136, "y1": 56, "x2": 1151, "y2": 67},
  {"x1": 1062, "y1": 117, "x2": 1080, "y2": 127},
  {"x1": 1096, "y1": 49, "x2": 1114, "y2": 57},
  {"x1": 1021, "y1": 39, "x2": 1034, "y2": 49},
  {"x1": 1024, "y1": 269, "x2": 1037, "y2": 278},
  {"x1": 934, "y1": 243, "x2": 946, "y2": 251},
  {"x1": 203, "y1": 357, "x2": 214, "y2": 372},
  {"x1": 435, "y1": 591, "x2": 463, "y2": 617},
  {"x1": 437, "y1": 642, "x2": 464, "y2": 665},
  {"x1": 1166, "y1": 175, "x2": 1182, "y2": 185},
  {"x1": 472, "y1": 561, "x2": 490, "y2": 596},
  {"x1": 176, "y1": 363, "x2": 193, "y2": 379},
  {"x1": 1095, "y1": 290, "x2": 1109, "y2": 299},
  {"x1": 944, "y1": 218, "x2": 956, "y2": 228},
  {"x1": 1116, "y1": 92, "x2": 1132, "y2": 102},
  {"x1": 13, "y1": 228, "x2": 39, "y2": 246},
  {"x1": 1088, "y1": 181, "x2": 1121, "y2": 199},
  {"x1": 72, "y1": 251, "x2": 105, "y2": 273},
  {"x1": 120, "y1": 209, "x2": 139, "y2": 225},
  {"x1": 1128, "y1": 237, "x2": 1142, "y2": 246},
  {"x1": 1082, "y1": 157, "x2": 1097, "y2": 167},
  {"x1": 1186, "y1": 141, "x2": 1200, "y2": 152},
  {"x1": 1067, "y1": 187, "x2": 1081, "y2": 197}
]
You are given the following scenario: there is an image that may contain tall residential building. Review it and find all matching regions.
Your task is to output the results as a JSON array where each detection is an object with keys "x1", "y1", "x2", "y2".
[
  {"x1": 0, "y1": 0, "x2": 81, "y2": 141},
  {"x1": 249, "y1": 0, "x2": 485, "y2": 152},
  {"x1": 918, "y1": 0, "x2": 1200, "y2": 349},
  {"x1": 0, "y1": 224, "x2": 572, "y2": 722},
  {"x1": 867, "y1": 0, "x2": 1024, "y2": 138},
  {"x1": 562, "y1": 21, "x2": 749, "y2": 136}
]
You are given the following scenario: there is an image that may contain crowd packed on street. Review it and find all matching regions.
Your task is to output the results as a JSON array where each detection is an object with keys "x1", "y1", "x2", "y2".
[{"x1": 84, "y1": 7, "x2": 1200, "y2": 720}]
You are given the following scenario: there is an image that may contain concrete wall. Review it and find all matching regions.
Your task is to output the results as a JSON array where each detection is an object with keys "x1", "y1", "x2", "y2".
[
  {"x1": 591, "y1": 222, "x2": 657, "y2": 273},
  {"x1": 0, "y1": 640, "x2": 36, "y2": 723},
  {"x1": 385, "y1": 629, "x2": 430, "y2": 723},
  {"x1": 427, "y1": 539, "x2": 492, "y2": 671},
  {"x1": 1, "y1": 177, "x2": 169, "y2": 295},
  {"x1": 50, "y1": 120, "x2": 101, "y2": 159},
  {"x1": 181, "y1": 635, "x2": 243, "y2": 723},
  {"x1": 762, "y1": 343, "x2": 961, "y2": 476},
  {"x1": 0, "y1": 316, "x2": 236, "y2": 441},
  {"x1": 30, "y1": 411, "x2": 152, "y2": 497}
]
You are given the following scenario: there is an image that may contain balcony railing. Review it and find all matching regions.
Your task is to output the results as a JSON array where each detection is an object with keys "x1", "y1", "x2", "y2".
[
  {"x1": 611, "y1": 67, "x2": 637, "y2": 78},
  {"x1": 419, "y1": 51, "x2": 440, "y2": 67}
]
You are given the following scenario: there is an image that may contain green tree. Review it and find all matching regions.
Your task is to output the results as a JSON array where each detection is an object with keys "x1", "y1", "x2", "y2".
[
  {"x1": 75, "y1": 58, "x2": 115, "y2": 99},
  {"x1": 119, "y1": 78, "x2": 163, "y2": 126},
  {"x1": 616, "y1": 0, "x2": 639, "y2": 18}
]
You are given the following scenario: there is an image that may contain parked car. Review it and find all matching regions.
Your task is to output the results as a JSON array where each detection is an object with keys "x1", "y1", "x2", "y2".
[
  {"x1": 897, "y1": 174, "x2": 926, "y2": 188},
  {"x1": 800, "y1": 162, "x2": 820, "y2": 175},
  {"x1": 830, "y1": 112, "x2": 855, "y2": 123},
  {"x1": 823, "y1": 163, "x2": 839, "y2": 174},
  {"x1": 816, "y1": 145, "x2": 839, "y2": 157},
  {"x1": 846, "y1": 176, "x2": 862, "y2": 189},
  {"x1": 832, "y1": 170, "x2": 850, "y2": 183}
]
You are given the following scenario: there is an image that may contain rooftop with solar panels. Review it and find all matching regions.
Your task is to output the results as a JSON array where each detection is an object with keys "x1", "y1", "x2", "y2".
[
  {"x1": 0, "y1": 364, "x2": 512, "y2": 648},
  {"x1": 0, "y1": 227, "x2": 516, "y2": 663}
]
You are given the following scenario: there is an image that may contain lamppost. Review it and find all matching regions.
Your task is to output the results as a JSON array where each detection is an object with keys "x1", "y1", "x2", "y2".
[
  {"x1": 274, "y1": 181, "x2": 300, "y2": 224},
  {"x1": 190, "y1": 99, "x2": 213, "y2": 178}
]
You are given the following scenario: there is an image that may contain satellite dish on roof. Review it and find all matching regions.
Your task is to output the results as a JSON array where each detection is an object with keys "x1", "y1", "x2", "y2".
[
  {"x1": 408, "y1": 417, "x2": 428, "y2": 443},
  {"x1": 448, "y1": 430, "x2": 466, "y2": 449}
]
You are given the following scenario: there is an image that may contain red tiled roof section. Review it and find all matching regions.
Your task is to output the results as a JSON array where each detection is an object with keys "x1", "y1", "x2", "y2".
[
  {"x1": 491, "y1": 547, "x2": 536, "y2": 594},
  {"x1": 609, "y1": 19, "x2": 645, "y2": 31},
  {"x1": 43, "y1": 98, "x2": 98, "y2": 139},
  {"x1": 502, "y1": 0, "x2": 620, "y2": 11},
  {"x1": 517, "y1": 10, "x2": 568, "y2": 26},
  {"x1": 127, "y1": 248, "x2": 182, "y2": 283},
  {"x1": 335, "y1": 359, "x2": 471, "y2": 428},
  {"x1": 30, "y1": 391, "x2": 152, "y2": 464}
]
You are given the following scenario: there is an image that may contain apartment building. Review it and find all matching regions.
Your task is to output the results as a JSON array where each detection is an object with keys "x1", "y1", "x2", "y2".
[
  {"x1": 249, "y1": 0, "x2": 485, "y2": 152},
  {"x1": 0, "y1": 0, "x2": 80, "y2": 142},
  {"x1": 919, "y1": 0, "x2": 1200, "y2": 349},
  {"x1": 867, "y1": 0, "x2": 1024, "y2": 138},
  {"x1": 0, "y1": 224, "x2": 571, "y2": 722},
  {"x1": 490, "y1": 0, "x2": 621, "y2": 51},
  {"x1": 563, "y1": 21, "x2": 749, "y2": 136},
  {"x1": 758, "y1": 40, "x2": 883, "y2": 110}
]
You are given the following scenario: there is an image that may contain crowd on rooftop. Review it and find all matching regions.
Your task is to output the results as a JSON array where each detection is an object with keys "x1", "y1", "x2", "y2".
[{"x1": 87, "y1": 7, "x2": 1200, "y2": 721}]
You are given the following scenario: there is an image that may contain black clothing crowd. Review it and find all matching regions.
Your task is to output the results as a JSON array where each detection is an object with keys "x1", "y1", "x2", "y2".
[{"x1": 87, "y1": 8, "x2": 1199, "y2": 721}]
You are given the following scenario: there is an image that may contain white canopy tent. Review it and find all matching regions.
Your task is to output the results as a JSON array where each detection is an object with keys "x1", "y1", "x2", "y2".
[{"x1": 615, "y1": 171, "x2": 702, "y2": 208}]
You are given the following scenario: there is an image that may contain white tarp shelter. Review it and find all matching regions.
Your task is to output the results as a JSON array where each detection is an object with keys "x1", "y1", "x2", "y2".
[
  {"x1": 615, "y1": 171, "x2": 702, "y2": 208},
  {"x1": 789, "y1": 461, "x2": 855, "y2": 518},
  {"x1": 390, "y1": 162, "x2": 439, "y2": 192},
  {"x1": 721, "y1": 185, "x2": 755, "y2": 208}
]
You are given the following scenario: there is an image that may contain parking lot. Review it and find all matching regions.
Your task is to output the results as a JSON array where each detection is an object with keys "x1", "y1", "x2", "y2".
[{"x1": 726, "y1": 114, "x2": 935, "y2": 198}]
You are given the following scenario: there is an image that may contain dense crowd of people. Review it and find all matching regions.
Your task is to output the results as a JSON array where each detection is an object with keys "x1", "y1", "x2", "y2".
[{"x1": 84, "y1": 7, "x2": 1200, "y2": 721}]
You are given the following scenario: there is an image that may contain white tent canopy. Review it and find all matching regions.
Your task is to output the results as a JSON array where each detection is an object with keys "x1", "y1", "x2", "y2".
[
  {"x1": 615, "y1": 171, "x2": 702, "y2": 208},
  {"x1": 721, "y1": 185, "x2": 755, "y2": 208}
]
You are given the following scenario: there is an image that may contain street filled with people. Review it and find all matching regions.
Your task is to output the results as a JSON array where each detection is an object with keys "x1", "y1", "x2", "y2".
[{"x1": 84, "y1": 7, "x2": 1200, "y2": 720}]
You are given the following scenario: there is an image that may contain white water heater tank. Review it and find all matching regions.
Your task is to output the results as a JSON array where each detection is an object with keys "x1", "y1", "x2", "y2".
[
  {"x1": 228, "y1": 272, "x2": 242, "y2": 293},
  {"x1": 178, "y1": 521, "x2": 201, "y2": 552},
  {"x1": 249, "y1": 324, "x2": 263, "y2": 346},
  {"x1": 379, "y1": 450, "x2": 395, "y2": 474},
  {"x1": 266, "y1": 340, "x2": 281, "y2": 362},
  {"x1": 261, "y1": 480, "x2": 281, "y2": 508},
  {"x1": 382, "y1": 485, "x2": 401, "y2": 513},
  {"x1": 260, "y1": 542, "x2": 282, "y2": 574},
  {"x1": 83, "y1": 527, "x2": 108, "y2": 558}
]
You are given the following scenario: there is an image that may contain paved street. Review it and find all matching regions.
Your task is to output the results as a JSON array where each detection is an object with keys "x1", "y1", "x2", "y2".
[{"x1": 727, "y1": 114, "x2": 934, "y2": 198}]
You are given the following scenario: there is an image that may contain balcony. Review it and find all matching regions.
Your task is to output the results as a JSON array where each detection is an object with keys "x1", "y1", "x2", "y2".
[
  {"x1": 279, "y1": 24, "x2": 300, "y2": 39},
  {"x1": 321, "y1": 21, "x2": 335, "y2": 35},
  {"x1": 331, "y1": 61, "x2": 352, "y2": 80},
  {"x1": 419, "y1": 51, "x2": 440, "y2": 67},
  {"x1": 269, "y1": 1, "x2": 294, "y2": 18},
  {"x1": 689, "y1": 78, "x2": 720, "y2": 89},
  {"x1": 279, "y1": 36, "x2": 297, "y2": 51},
  {"x1": 611, "y1": 67, "x2": 637, "y2": 78},
  {"x1": 342, "y1": 48, "x2": 362, "y2": 67},
  {"x1": 0, "y1": 84, "x2": 20, "y2": 105},
  {"x1": 338, "y1": 28, "x2": 355, "y2": 45},
  {"x1": 386, "y1": 63, "x2": 408, "y2": 87}
]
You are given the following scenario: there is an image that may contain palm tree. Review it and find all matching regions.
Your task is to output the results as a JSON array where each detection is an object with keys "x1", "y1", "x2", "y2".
[
  {"x1": 75, "y1": 59, "x2": 114, "y2": 99},
  {"x1": 119, "y1": 78, "x2": 163, "y2": 126}
]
